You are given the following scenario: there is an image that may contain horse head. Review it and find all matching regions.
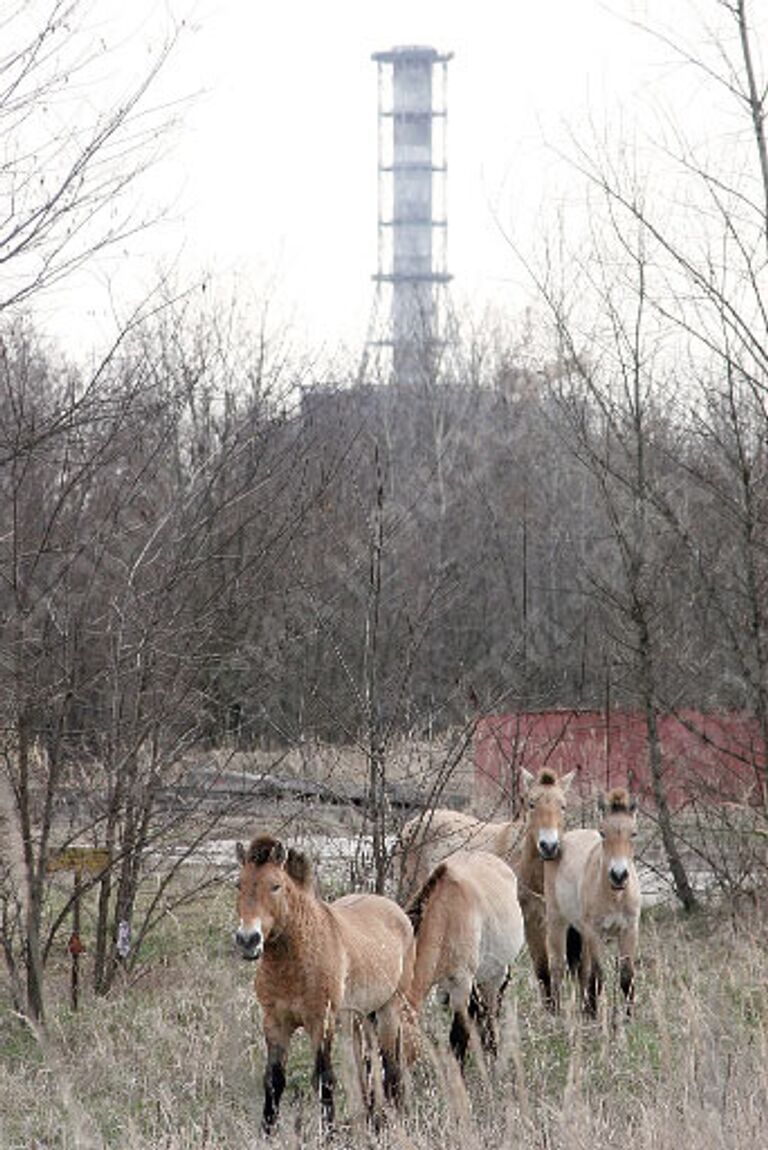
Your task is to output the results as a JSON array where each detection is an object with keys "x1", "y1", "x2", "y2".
[
  {"x1": 234, "y1": 835, "x2": 312, "y2": 960},
  {"x1": 597, "y1": 789, "x2": 638, "y2": 890},
  {"x1": 521, "y1": 767, "x2": 575, "y2": 860}
]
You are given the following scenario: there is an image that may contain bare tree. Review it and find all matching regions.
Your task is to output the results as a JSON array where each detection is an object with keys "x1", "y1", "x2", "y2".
[
  {"x1": 0, "y1": 288, "x2": 322, "y2": 1018},
  {"x1": 508, "y1": 0, "x2": 768, "y2": 905},
  {"x1": 0, "y1": 1, "x2": 185, "y2": 313},
  {"x1": 588, "y1": 0, "x2": 768, "y2": 809}
]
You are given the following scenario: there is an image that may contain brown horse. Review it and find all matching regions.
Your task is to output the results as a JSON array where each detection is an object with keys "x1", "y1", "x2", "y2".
[
  {"x1": 398, "y1": 768, "x2": 574, "y2": 1006},
  {"x1": 406, "y1": 850, "x2": 524, "y2": 1068},
  {"x1": 234, "y1": 835, "x2": 414, "y2": 1133},
  {"x1": 544, "y1": 788, "x2": 641, "y2": 1016}
]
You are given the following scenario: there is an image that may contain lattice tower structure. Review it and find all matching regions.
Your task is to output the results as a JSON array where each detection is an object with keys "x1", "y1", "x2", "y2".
[{"x1": 370, "y1": 46, "x2": 453, "y2": 387}]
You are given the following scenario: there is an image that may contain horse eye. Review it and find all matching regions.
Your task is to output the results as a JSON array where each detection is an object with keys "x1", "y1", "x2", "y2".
[
  {"x1": 528, "y1": 799, "x2": 535, "y2": 809},
  {"x1": 270, "y1": 883, "x2": 282, "y2": 893}
]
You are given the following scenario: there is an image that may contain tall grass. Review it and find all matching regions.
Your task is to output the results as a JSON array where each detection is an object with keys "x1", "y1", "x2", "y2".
[{"x1": 2, "y1": 886, "x2": 766, "y2": 1148}]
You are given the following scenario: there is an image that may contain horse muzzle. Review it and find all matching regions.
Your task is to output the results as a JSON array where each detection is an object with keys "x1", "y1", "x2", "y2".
[
  {"x1": 235, "y1": 928, "x2": 263, "y2": 961},
  {"x1": 537, "y1": 838, "x2": 560, "y2": 861},
  {"x1": 608, "y1": 867, "x2": 629, "y2": 891}
]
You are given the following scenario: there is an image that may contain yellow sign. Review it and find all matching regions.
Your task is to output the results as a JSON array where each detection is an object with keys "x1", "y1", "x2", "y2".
[{"x1": 47, "y1": 847, "x2": 111, "y2": 875}]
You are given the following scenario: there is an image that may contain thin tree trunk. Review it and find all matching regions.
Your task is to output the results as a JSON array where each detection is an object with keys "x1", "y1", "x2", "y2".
[
  {"x1": 17, "y1": 718, "x2": 46, "y2": 1020},
  {"x1": 637, "y1": 619, "x2": 697, "y2": 911},
  {"x1": 736, "y1": 0, "x2": 768, "y2": 249},
  {"x1": 365, "y1": 442, "x2": 387, "y2": 894}
]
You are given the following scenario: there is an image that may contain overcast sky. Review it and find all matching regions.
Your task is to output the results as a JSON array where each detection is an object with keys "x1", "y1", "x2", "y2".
[{"x1": 32, "y1": 0, "x2": 765, "y2": 363}]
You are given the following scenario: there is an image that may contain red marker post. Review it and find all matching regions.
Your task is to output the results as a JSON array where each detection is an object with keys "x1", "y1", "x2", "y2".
[{"x1": 47, "y1": 847, "x2": 111, "y2": 1010}]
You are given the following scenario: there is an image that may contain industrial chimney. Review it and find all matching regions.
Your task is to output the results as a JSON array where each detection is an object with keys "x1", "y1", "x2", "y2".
[{"x1": 371, "y1": 46, "x2": 452, "y2": 387}]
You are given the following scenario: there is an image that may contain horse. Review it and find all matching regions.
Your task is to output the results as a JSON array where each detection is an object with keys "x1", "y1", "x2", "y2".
[
  {"x1": 405, "y1": 850, "x2": 525, "y2": 1068},
  {"x1": 398, "y1": 768, "x2": 574, "y2": 1007},
  {"x1": 234, "y1": 835, "x2": 414, "y2": 1134},
  {"x1": 544, "y1": 788, "x2": 641, "y2": 1017}
]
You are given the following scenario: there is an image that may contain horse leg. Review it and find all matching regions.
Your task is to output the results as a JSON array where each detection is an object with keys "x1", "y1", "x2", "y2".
[
  {"x1": 521, "y1": 896, "x2": 553, "y2": 1009},
  {"x1": 580, "y1": 931, "x2": 603, "y2": 1019},
  {"x1": 309, "y1": 1009, "x2": 337, "y2": 1131},
  {"x1": 361, "y1": 1014, "x2": 378, "y2": 1113},
  {"x1": 474, "y1": 980, "x2": 502, "y2": 1057},
  {"x1": 566, "y1": 925, "x2": 583, "y2": 977},
  {"x1": 262, "y1": 1021, "x2": 292, "y2": 1136},
  {"x1": 618, "y1": 955, "x2": 635, "y2": 1017},
  {"x1": 375, "y1": 999, "x2": 404, "y2": 1108},
  {"x1": 313, "y1": 1036, "x2": 336, "y2": 1130},
  {"x1": 545, "y1": 910, "x2": 568, "y2": 1014},
  {"x1": 496, "y1": 967, "x2": 511, "y2": 1011},
  {"x1": 618, "y1": 926, "x2": 638, "y2": 1017},
  {"x1": 449, "y1": 1006, "x2": 472, "y2": 1069},
  {"x1": 468, "y1": 984, "x2": 489, "y2": 1051},
  {"x1": 342, "y1": 1013, "x2": 374, "y2": 1128}
]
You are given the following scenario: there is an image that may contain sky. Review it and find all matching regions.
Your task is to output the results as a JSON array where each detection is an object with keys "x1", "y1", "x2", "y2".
[{"x1": 25, "y1": 0, "x2": 764, "y2": 365}]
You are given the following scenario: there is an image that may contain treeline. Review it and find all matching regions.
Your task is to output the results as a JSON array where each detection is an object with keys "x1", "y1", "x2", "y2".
[
  {"x1": 3, "y1": 295, "x2": 766, "y2": 1013},
  {"x1": 2, "y1": 311, "x2": 765, "y2": 759}
]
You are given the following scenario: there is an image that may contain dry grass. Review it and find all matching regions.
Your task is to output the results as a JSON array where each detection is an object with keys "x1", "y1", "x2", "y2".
[{"x1": 2, "y1": 886, "x2": 767, "y2": 1149}]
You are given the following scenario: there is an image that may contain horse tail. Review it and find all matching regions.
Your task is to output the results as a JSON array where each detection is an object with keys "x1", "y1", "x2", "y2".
[
  {"x1": 406, "y1": 863, "x2": 448, "y2": 935},
  {"x1": 566, "y1": 925, "x2": 582, "y2": 974}
]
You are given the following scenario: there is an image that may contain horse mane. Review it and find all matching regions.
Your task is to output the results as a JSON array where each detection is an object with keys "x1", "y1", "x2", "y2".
[
  {"x1": 537, "y1": 768, "x2": 558, "y2": 787},
  {"x1": 245, "y1": 834, "x2": 313, "y2": 888},
  {"x1": 603, "y1": 787, "x2": 634, "y2": 813},
  {"x1": 246, "y1": 834, "x2": 283, "y2": 865},
  {"x1": 407, "y1": 863, "x2": 447, "y2": 934}
]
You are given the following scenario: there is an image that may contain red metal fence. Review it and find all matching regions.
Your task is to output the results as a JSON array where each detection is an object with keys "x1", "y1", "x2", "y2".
[{"x1": 474, "y1": 709, "x2": 765, "y2": 810}]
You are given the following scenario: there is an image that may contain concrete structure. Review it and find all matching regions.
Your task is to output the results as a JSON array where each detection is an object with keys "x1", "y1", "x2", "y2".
[{"x1": 371, "y1": 45, "x2": 452, "y2": 386}]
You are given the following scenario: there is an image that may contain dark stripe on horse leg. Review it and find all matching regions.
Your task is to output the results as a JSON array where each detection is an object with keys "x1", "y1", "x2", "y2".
[
  {"x1": 313, "y1": 1038, "x2": 336, "y2": 1128},
  {"x1": 373, "y1": 1003, "x2": 404, "y2": 1110},
  {"x1": 535, "y1": 958, "x2": 554, "y2": 1009},
  {"x1": 449, "y1": 1010, "x2": 471, "y2": 1068},
  {"x1": 471, "y1": 985, "x2": 499, "y2": 1056},
  {"x1": 566, "y1": 926, "x2": 583, "y2": 975},
  {"x1": 381, "y1": 1046, "x2": 402, "y2": 1106},
  {"x1": 619, "y1": 956, "x2": 635, "y2": 1016},
  {"x1": 584, "y1": 959, "x2": 603, "y2": 1018},
  {"x1": 262, "y1": 1044, "x2": 287, "y2": 1135}
]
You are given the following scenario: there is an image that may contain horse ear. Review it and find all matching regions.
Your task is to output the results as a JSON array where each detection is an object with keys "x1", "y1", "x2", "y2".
[
  {"x1": 628, "y1": 794, "x2": 638, "y2": 814},
  {"x1": 271, "y1": 840, "x2": 287, "y2": 866},
  {"x1": 521, "y1": 768, "x2": 535, "y2": 790},
  {"x1": 285, "y1": 849, "x2": 313, "y2": 888},
  {"x1": 236, "y1": 842, "x2": 246, "y2": 865},
  {"x1": 560, "y1": 770, "x2": 576, "y2": 793}
]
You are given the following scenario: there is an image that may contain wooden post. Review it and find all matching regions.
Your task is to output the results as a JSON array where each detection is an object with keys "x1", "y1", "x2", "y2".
[
  {"x1": 69, "y1": 870, "x2": 82, "y2": 1010},
  {"x1": 47, "y1": 847, "x2": 111, "y2": 1011}
]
